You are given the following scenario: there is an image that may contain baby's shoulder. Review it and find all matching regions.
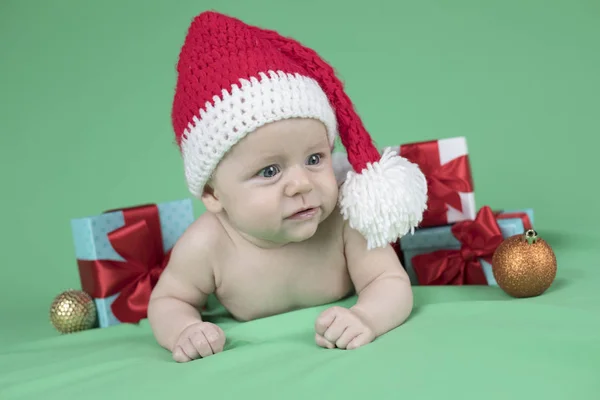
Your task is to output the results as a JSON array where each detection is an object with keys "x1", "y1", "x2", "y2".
[
  {"x1": 321, "y1": 205, "x2": 368, "y2": 251},
  {"x1": 309, "y1": 205, "x2": 347, "y2": 249},
  {"x1": 319, "y1": 205, "x2": 348, "y2": 236},
  {"x1": 171, "y1": 212, "x2": 225, "y2": 262}
]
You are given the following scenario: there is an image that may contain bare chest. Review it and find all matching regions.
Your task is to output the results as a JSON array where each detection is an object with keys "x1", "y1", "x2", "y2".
[{"x1": 214, "y1": 241, "x2": 353, "y2": 321}]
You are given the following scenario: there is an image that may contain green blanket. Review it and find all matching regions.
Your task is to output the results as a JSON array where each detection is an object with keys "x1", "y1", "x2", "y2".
[
  {"x1": 2, "y1": 243, "x2": 598, "y2": 400},
  {"x1": 2, "y1": 1, "x2": 599, "y2": 399}
]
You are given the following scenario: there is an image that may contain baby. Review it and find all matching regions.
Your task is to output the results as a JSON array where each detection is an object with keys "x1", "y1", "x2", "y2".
[{"x1": 148, "y1": 11, "x2": 428, "y2": 362}]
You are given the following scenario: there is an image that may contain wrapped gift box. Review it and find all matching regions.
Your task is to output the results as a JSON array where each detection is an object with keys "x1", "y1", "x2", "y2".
[
  {"x1": 399, "y1": 207, "x2": 534, "y2": 286},
  {"x1": 332, "y1": 136, "x2": 476, "y2": 228},
  {"x1": 70, "y1": 199, "x2": 195, "y2": 328},
  {"x1": 386, "y1": 136, "x2": 476, "y2": 228}
]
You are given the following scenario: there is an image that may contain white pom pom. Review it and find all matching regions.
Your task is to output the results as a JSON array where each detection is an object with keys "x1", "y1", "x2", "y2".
[{"x1": 338, "y1": 147, "x2": 428, "y2": 250}]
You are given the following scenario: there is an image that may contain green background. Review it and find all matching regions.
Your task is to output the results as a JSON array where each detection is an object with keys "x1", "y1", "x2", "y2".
[{"x1": 1, "y1": 1, "x2": 599, "y2": 397}]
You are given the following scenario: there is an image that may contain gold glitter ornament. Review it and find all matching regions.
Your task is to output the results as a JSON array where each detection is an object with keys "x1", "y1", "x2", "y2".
[
  {"x1": 49, "y1": 289, "x2": 97, "y2": 333},
  {"x1": 492, "y1": 229, "x2": 557, "y2": 298}
]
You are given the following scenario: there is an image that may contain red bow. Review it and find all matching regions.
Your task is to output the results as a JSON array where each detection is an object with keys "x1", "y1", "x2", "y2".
[
  {"x1": 411, "y1": 206, "x2": 503, "y2": 285},
  {"x1": 77, "y1": 204, "x2": 171, "y2": 323},
  {"x1": 399, "y1": 140, "x2": 473, "y2": 227}
]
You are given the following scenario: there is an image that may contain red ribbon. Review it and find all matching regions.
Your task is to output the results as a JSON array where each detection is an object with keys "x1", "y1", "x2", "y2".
[
  {"x1": 399, "y1": 140, "x2": 474, "y2": 227},
  {"x1": 411, "y1": 206, "x2": 504, "y2": 285},
  {"x1": 76, "y1": 204, "x2": 171, "y2": 323}
]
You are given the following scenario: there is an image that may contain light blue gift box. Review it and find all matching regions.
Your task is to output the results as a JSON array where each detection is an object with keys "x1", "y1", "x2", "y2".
[
  {"x1": 70, "y1": 199, "x2": 195, "y2": 328},
  {"x1": 399, "y1": 209, "x2": 534, "y2": 286}
]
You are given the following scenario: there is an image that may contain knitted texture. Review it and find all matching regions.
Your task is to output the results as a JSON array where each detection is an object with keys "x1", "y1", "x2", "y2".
[
  {"x1": 248, "y1": 26, "x2": 384, "y2": 172},
  {"x1": 172, "y1": 12, "x2": 337, "y2": 196},
  {"x1": 171, "y1": 11, "x2": 429, "y2": 248}
]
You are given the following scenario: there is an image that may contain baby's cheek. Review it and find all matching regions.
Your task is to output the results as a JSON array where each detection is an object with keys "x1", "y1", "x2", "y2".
[
  {"x1": 245, "y1": 195, "x2": 279, "y2": 219},
  {"x1": 324, "y1": 178, "x2": 340, "y2": 206}
]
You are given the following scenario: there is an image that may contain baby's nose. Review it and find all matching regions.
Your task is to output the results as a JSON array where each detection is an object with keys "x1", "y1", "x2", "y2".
[{"x1": 284, "y1": 167, "x2": 312, "y2": 196}]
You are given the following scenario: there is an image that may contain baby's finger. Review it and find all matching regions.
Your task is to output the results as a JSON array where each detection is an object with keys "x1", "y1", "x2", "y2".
[
  {"x1": 315, "y1": 333, "x2": 335, "y2": 349},
  {"x1": 179, "y1": 337, "x2": 201, "y2": 360},
  {"x1": 190, "y1": 331, "x2": 214, "y2": 358},
  {"x1": 314, "y1": 307, "x2": 340, "y2": 336},
  {"x1": 323, "y1": 318, "x2": 347, "y2": 344},
  {"x1": 172, "y1": 345, "x2": 193, "y2": 363},
  {"x1": 203, "y1": 325, "x2": 226, "y2": 354},
  {"x1": 335, "y1": 326, "x2": 361, "y2": 349},
  {"x1": 346, "y1": 333, "x2": 372, "y2": 350}
]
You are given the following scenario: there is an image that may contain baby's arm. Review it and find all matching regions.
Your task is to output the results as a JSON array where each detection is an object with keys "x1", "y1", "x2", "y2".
[
  {"x1": 344, "y1": 221, "x2": 414, "y2": 337},
  {"x1": 147, "y1": 221, "x2": 219, "y2": 357}
]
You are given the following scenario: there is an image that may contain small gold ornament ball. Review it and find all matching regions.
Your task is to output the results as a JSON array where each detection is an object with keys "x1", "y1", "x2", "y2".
[
  {"x1": 492, "y1": 229, "x2": 557, "y2": 298},
  {"x1": 49, "y1": 289, "x2": 97, "y2": 334}
]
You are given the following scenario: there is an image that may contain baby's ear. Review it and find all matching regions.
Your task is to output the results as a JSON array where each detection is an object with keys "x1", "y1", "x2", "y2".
[{"x1": 200, "y1": 183, "x2": 223, "y2": 213}]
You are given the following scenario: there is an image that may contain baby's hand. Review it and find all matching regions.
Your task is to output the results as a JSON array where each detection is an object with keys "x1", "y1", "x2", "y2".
[
  {"x1": 314, "y1": 306, "x2": 375, "y2": 350},
  {"x1": 172, "y1": 321, "x2": 226, "y2": 362}
]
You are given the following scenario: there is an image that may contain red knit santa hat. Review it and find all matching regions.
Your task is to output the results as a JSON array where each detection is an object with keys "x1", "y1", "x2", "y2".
[{"x1": 171, "y1": 11, "x2": 428, "y2": 249}]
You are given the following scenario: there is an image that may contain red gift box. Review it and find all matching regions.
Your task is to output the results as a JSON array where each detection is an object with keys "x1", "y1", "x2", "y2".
[
  {"x1": 386, "y1": 136, "x2": 476, "y2": 228},
  {"x1": 401, "y1": 206, "x2": 534, "y2": 286}
]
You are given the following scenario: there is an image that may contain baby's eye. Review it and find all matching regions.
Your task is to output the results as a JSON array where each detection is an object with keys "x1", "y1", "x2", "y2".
[
  {"x1": 257, "y1": 165, "x2": 280, "y2": 178},
  {"x1": 306, "y1": 153, "x2": 322, "y2": 166}
]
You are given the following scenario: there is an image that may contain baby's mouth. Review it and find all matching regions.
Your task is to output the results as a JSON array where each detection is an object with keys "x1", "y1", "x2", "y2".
[{"x1": 286, "y1": 207, "x2": 318, "y2": 220}]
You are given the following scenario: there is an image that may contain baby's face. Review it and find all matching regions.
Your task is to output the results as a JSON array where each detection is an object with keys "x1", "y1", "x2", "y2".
[{"x1": 208, "y1": 118, "x2": 339, "y2": 247}]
